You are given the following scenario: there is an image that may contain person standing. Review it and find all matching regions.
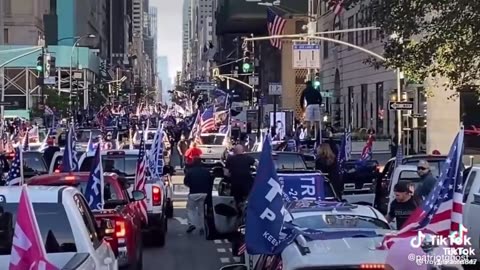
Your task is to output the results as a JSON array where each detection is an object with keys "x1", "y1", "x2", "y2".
[
  {"x1": 224, "y1": 145, "x2": 257, "y2": 206},
  {"x1": 184, "y1": 141, "x2": 203, "y2": 168},
  {"x1": 414, "y1": 160, "x2": 437, "y2": 203},
  {"x1": 315, "y1": 143, "x2": 341, "y2": 196},
  {"x1": 386, "y1": 182, "x2": 417, "y2": 229},
  {"x1": 184, "y1": 157, "x2": 214, "y2": 234},
  {"x1": 177, "y1": 135, "x2": 189, "y2": 169},
  {"x1": 300, "y1": 81, "x2": 323, "y2": 138},
  {"x1": 43, "y1": 138, "x2": 61, "y2": 168}
]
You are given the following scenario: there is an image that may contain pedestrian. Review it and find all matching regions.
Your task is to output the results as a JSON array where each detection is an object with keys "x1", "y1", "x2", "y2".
[
  {"x1": 184, "y1": 157, "x2": 214, "y2": 234},
  {"x1": 224, "y1": 145, "x2": 257, "y2": 207},
  {"x1": 299, "y1": 81, "x2": 322, "y2": 138},
  {"x1": 184, "y1": 141, "x2": 203, "y2": 170},
  {"x1": 414, "y1": 160, "x2": 437, "y2": 203},
  {"x1": 177, "y1": 135, "x2": 188, "y2": 169},
  {"x1": 386, "y1": 182, "x2": 417, "y2": 229},
  {"x1": 43, "y1": 138, "x2": 61, "y2": 168},
  {"x1": 315, "y1": 143, "x2": 341, "y2": 196}
]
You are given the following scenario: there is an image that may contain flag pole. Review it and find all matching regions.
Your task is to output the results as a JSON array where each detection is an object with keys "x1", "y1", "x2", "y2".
[{"x1": 19, "y1": 148, "x2": 24, "y2": 185}]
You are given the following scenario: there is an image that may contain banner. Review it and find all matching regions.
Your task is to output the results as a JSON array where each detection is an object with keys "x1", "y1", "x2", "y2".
[{"x1": 278, "y1": 173, "x2": 325, "y2": 202}]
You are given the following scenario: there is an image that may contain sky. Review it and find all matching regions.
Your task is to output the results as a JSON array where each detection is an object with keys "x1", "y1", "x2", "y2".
[{"x1": 151, "y1": 0, "x2": 183, "y2": 79}]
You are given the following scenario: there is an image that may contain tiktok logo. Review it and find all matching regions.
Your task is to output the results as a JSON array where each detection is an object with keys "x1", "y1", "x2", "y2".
[{"x1": 410, "y1": 224, "x2": 472, "y2": 248}]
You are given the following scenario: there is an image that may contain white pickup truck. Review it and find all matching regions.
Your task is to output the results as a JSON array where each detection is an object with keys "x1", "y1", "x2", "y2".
[
  {"x1": 461, "y1": 165, "x2": 480, "y2": 261},
  {"x1": 0, "y1": 186, "x2": 118, "y2": 269},
  {"x1": 78, "y1": 149, "x2": 171, "y2": 246}
]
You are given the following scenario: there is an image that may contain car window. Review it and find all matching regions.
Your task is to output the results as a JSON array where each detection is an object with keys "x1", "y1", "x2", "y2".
[
  {"x1": 80, "y1": 154, "x2": 138, "y2": 179},
  {"x1": 74, "y1": 182, "x2": 122, "y2": 201},
  {"x1": 403, "y1": 159, "x2": 444, "y2": 177},
  {"x1": 73, "y1": 194, "x2": 101, "y2": 247},
  {"x1": 200, "y1": 135, "x2": 225, "y2": 145},
  {"x1": 247, "y1": 153, "x2": 307, "y2": 170},
  {"x1": 0, "y1": 202, "x2": 77, "y2": 254},
  {"x1": 23, "y1": 152, "x2": 47, "y2": 173},
  {"x1": 292, "y1": 214, "x2": 390, "y2": 230},
  {"x1": 52, "y1": 152, "x2": 84, "y2": 171},
  {"x1": 303, "y1": 155, "x2": 316, "y2": 170},
  {"x1": 463, "y1": 171, "x2": 477, "y2": 203}
]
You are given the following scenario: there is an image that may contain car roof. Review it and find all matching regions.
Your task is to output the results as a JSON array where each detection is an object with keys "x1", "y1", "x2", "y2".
[
  {"x1": 288, "y1": 201, "x2": 381, "y2": 219},
  {"x1": 246, "y1": 151, "x2": 302, "y2": 156},
  {"x1": 84, "y1": 149, "x2": 139, "y2": 157},
  {"x1": 0, "y1": 186, "x2": 77, "y2": 203}
]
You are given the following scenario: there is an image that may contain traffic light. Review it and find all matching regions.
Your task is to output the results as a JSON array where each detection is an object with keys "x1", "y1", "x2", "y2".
[
  {"x1": 48, "y1": 56, "x2": 56, "y2": 77},
  {"x1": 36, "y1": 55, "x2": 44, "y2": 72},
  {"x1": 313, "y1": 73, "x2": 321, "y2": 89},
  {"x1": 242, "y1": 61, "x2": 253, "y2": 73},
  {"x1": 242, "y1": 48, "x2": 253, "y2": 73}
]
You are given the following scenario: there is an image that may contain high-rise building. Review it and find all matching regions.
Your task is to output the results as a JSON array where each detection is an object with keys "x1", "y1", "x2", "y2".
[
  {"x1": 2, "y1": 1, "x2": 50, "y2": 45},
  {"x1": 157, "y1": 56, "x2": 171, "y2": 102},
  {"x1": 188, "y1": 0, "x2": 215, "y2": 79},
  {"x1": 182, "y1": 0, "x2": 191, "y2": 79},
  {"x1": 147, "y1": 6, "x2": 158, "y2": 86},
  {"x1": 108, "y1": 0, "x2": 130, "y2": 66}
]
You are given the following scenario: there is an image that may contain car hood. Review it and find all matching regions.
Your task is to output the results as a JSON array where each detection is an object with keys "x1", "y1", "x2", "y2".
[{"x1": 199, "y1": 145, "x2": 225, "y2": 159}]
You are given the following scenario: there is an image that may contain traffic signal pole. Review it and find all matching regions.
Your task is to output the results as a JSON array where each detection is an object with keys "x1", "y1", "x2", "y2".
[{"x1": 40, "y1": 47, "x2": 45, "y2": 106}]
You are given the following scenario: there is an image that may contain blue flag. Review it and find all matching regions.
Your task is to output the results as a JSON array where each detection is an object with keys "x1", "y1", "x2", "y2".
[
  {"x1": 279, "y1": 173, "x2": 325, "y2": 202},
  {"x1": 60, "y1": 125, "x2": 79, "y2": 172},
  {"x1": 84, "y1": 146, "x2": 104, "y2": 210},
  {"x1": 245, "y1": 135, "x2": 289, "y2": 255}
]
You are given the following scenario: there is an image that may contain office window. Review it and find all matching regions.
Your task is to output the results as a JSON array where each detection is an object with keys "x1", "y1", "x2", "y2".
[
  {"x1": 323, "y1": 32, "x2": 329, "y2": 59},
  {"x1": 3, "y1": 29, "x2": 8, "y2": 44},
  {"x1": 4, "y1": 0, "x2": 11, "y2": 14},
  {"x1": 358, "y1": 10, "x2": 364, "y2": 45},
  {"x1": 361, "y1": 84, "x2": 368, "y2": 127},
  {"x1": 348, "y1": 86, "x2": 354, "y2": 126},
  {"x1": 376, "y1": 82, "x2": 384, "y2": 134},
  {"x1": 356, "y1": 103, "x2": 359, "y2": 129},
  {"x1": 355, "y1": 14, "x2": 360, "y2": 45},
  {"x1": 347, "y1": 16, "x2": 354, "y2": 49}
]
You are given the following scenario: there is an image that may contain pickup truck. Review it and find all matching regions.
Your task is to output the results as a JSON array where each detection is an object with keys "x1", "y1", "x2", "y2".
[
  {"x1": 27, "y1": 172, "x2": 144, "y2": 269},
  {"x1": 198, "y1": 133, "x2": 228, "y2": 168},
  {"x1": 78, "y1": 149, "x2": 171, "y2": 246},
  {"x1": 0, "y1": 186, "x2": 118, "y2": 269},
  {"x1": 460, "y1": 165, "x2": 480, "y2": 261}
]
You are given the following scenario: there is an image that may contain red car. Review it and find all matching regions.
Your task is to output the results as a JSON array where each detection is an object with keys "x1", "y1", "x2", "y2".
[{"x1": 28, "y1": 172, "x2": 144, "y2": 269}]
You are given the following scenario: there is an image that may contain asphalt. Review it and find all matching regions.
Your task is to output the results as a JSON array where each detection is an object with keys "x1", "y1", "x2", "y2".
[{"x1": 142, "y1": 174, "x2": 240, "y2": 270}]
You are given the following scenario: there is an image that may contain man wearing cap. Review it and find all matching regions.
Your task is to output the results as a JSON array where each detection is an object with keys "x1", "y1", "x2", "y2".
[
  {"x1": 415, "y1": 160, "x2": 437, "y2": 203},
  {"x1": 386, "y1": 182, "x2": 417, "y2": 229},
  {"x1": 43, "y1": 138, "x2": 60, "y2": 168}
]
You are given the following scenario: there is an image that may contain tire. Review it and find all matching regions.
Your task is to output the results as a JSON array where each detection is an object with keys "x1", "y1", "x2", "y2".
[{"x1": 166, "y1": 199, "x2": 174, "y2": 219}]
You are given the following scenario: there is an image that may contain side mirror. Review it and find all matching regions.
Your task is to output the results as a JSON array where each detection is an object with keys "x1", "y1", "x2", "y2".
[
  {"x1": 132, "y1": 190, "x2": 146, "y2": 201},
  {"x1": 219, "y1": 265, "x2": 247, "y2": 270}
]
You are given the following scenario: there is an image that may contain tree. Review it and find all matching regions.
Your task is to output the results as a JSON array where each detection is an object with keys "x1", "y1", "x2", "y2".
[
  {"x1": 347, "y1": 0, "x2": 480, "y2": 92},
  {"x1": 44, "y1": 89, "x2": 70, "y2": 112}
]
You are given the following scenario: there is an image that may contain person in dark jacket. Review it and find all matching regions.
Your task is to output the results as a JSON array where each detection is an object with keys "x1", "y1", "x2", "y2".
[
  {"x1": 300, "y1": 81, "x2": 323, "y2": 138},
  {"x1": 315, "y1": 143, "x2": 342, "y2": 197},
  {"x1": 183, "y1": 157, "x2": 214, "y2": 234},
  {"x1": 414, "y1": 160, "x2": 437, "y2": 203},
  {"x1": 43, "y1": 138, "x2": 61, "y2": 168}
]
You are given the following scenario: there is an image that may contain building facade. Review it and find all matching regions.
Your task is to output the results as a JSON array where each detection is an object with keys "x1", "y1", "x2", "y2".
[
  {"x1": 157, "y1": 56, "x2": 170, "y2": 102},
  {"x1": 182, "y1": 0, "x2": 191, "y2": 80}
]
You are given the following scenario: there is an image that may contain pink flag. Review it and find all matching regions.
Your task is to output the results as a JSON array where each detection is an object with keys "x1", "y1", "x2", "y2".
[{"x1": 9, "y1": 185, "x2": 59, "y2": 270}]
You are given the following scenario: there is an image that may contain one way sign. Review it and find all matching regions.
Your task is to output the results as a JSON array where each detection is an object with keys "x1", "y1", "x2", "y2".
[{"x1": 388, "y1": 101, "x2": 414, "y2": 110}]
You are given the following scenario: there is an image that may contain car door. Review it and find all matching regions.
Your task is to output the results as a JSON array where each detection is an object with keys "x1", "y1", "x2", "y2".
[
  {"x1": 211, "y1": 191, "x2": 237, "y2": 235},
  {"x1": 74, "y1": 194, "x2": 116, "y2": 268}
]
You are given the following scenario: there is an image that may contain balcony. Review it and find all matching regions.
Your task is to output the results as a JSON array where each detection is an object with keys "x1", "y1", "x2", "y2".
[{"x1": 216, "y1": 0, "x2": 307, "y2": 35}]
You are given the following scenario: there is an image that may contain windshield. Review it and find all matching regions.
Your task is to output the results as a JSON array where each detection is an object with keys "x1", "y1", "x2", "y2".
[
  {"x1": 292, "y1": 213, "x2": 390, "y2": 230},
  {"x1": 74, "y1": 182, "x2": 123, "y2": 202},
  {"x1": 403, "y1": 159, "x2": 443, "y2": 177},
  {"x1": 0, "y1": 202, "x2": 77, "y2": 254},
  {"x1": 23, "y1": 152, "x2": 47, "y2": 174},
  {"x1": 50, "y1": 152, "x2": 88, "y2": 171},
  {"x1": 135, "y1": 131, "x2": 156, "y2": 141},
  {"x1": 247, "y1": 153, "x2": 307, "y2": 170},
  {"x1": 76, "y1": 130, "x2": 102, "y2": 143},
  {"x1": 80, "y1": 154, "x2": 138, "y2": 179},
  {"x1": 200, "y1": 135, "x2": 225, "y2": 145}
]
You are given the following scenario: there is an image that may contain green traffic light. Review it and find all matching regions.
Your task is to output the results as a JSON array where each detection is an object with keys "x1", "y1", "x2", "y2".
[
  {"x1": 313, "y1": 80, "x2": 321, "y2": 88},
  {"x1": 242, "y1": 62, "x2": 252, "y2": 72},
  {"x1": 36, "y1": 66, "x2": 42, "y2": 71}
]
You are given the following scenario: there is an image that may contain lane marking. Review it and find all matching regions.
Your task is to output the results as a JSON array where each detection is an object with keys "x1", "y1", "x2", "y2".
[
  {"x1": 223, "y1": 239, "x2": 230, "y2": 243},
  {"x1": 220, "y1": 258, "x2": 231, "y2": 264},
  {"x1": 173, "y1": 217, "x2": 188, "y2": 225},
  {"x1": 217, "y1": 248, "x2": 227, "y2": 253},
  {"x1": 233, "y1": 257, "x2": 241, "y2": 263},
  {"x1": 173, "y1": 201, "x2": 187, "y2": 208},
  {"x1": 228, "y1": 248, "x2": 232, "y2": 252},
  {"x1": 214, "y1": 240, "x2": 223, "y2": 244}
]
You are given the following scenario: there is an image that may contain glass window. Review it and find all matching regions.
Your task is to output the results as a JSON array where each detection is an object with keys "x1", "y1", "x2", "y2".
[
  {"x1": 76, "y1": 129, "x2": 102, "y2": 143},
  {"x1": 52, "y1": 152, "x2": 84, "y2": 171},
  {"x1": 402, "y1": 159, "x2": 444, "y2": 177},
  {"x1": 73, "y1": 194, "x2": 100, "y2": 247},
  {"x1": 361, "y1": 84, "x2": 368, "y2": 128},
  {"x1": 292, "y1": 214, "x2": 390, "y2": 230},
  {"x1": 246, "y1": 153, "x2": 307, "y2": 171},
  {"x1": 74, "y1": 182, "x2": 122, "y2": 202},
  {"x1": 376, "y1": 82, "x2": 384, "y2": 133},
  {"x1": 0, "y1": 202, "x2": 77, "y2": 255},
  {"x1": 200, "y1": 135, "x2": 225, "y2": 145},
  {"x1": 323, "y1": 38, "x2": 329, "y2": 59},
  {"x1": 23, "y1": 152, "x2": 47, "y2": 174},
  {"x1": 463, "y1": 171, "x2": 476, "y2": 203},
  {"x1": 347, "y1": 16, "x2": 354, "y2": 48},
  {"x1": 80, "y1": 154, "x2": 138, "y2": 179}
]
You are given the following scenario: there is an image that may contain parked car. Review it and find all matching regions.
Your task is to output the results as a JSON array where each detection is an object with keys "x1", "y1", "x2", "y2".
[
  {"x1": 27, "y1": 172, "x2": 145, "y2": 269},
  {"x1": 0, "y1": 186, "x2": 118, "y2": 269}
]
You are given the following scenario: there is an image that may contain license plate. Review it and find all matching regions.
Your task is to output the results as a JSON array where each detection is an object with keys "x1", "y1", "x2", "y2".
[{"x1": 204, "y1": 159, "x2": 216, "y2": 163}]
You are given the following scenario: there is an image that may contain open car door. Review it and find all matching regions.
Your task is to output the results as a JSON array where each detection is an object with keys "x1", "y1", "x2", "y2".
[{"x1": 207, "y1": 179, "x2": 238, "y2": 239}]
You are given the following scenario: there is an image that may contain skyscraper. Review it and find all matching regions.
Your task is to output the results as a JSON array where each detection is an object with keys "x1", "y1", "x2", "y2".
[
  {"x1": 182, "y1": 0, "x2": 191, "y2": 78},
  {"x1": 157, "y1": 56, "x2": 171, "y2": 102}
]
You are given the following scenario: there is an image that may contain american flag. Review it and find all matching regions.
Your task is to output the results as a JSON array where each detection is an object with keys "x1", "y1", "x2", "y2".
[
  {"x1": 44, "y1": 105, "x2": 54, "y2": 115},
  {"x1": 328, "y1": 0, "x2": 344, "y2": 16},
  {"x1": 381, "y1": 130, "x2": 464, "y2": 249},
  {"x1": 360, "y1": 134, "x2": 373, "y2": 161},
  {"x1": 134, "y1": 132, "x2": 148, "y2": 224},
  {"x1": 201, "y1": 106, "x2": 216, "y2": 133},
  {"x1": 22, "y1": 131, "x2": 29, "y2": 151},
  {"x1": 7, "y1": 147, "x2": 23, "y2": 186},
  {"x1": 267, "y1": 8, "x2": 286, "y2": 49}
]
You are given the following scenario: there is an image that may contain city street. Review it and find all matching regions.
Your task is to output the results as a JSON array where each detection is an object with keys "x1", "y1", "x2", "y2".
[{"x1": 143, "y1": 175, "x2": 239, "y2": 270}]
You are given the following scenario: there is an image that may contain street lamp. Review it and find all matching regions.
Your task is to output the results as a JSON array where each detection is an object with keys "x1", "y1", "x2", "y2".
[{"x1": 69, "y1": 34, "x2": 95, "y2": 119}]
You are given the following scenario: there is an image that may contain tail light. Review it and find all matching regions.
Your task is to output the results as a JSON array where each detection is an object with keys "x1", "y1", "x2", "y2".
[
  {"x1": 152, "y1": 186, "x2": 162, "y2": 206},
  {"x1": 360, "y1": 264, "x2": 384, "y2": 269},
  {"x1": 115, "y1": 220, "x2": 126, "y2": 238}
]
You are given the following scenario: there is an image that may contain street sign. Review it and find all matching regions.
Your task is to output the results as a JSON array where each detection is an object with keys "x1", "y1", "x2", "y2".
[
  {"x1": 268, "y1": 83, "x2": 282, "y2": 95},
  {"x1": 388, "y1": 101, "x2": 414, "y2": 110},
  {"x1": 0, "y1": 101, "x2": 12, "y2": 106},
  {"x1": 292, "y1": 44, "x2": 321, "y2": 69},
  {"x1": 43, "y1": 76, "x2": 56, "y2": 85},
  {"x1": 249, "y1": 76, "x2": 259, "y2": 86}
]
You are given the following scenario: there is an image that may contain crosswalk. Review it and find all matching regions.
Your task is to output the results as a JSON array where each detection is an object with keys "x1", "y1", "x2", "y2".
[{"x1": 214, "y1": 239, "x2": 242, "y2": 265}]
